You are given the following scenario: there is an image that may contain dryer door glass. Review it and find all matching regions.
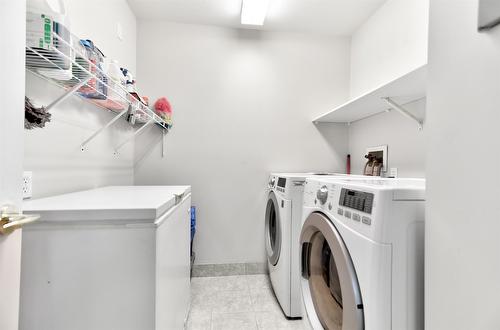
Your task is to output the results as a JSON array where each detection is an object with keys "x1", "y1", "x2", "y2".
[
  {"x1": 300, "y1": 213, "x2": 364, "y2": 330},
  {"x1": 265, "y1": 192, "x2": 281, "y2": 266}
]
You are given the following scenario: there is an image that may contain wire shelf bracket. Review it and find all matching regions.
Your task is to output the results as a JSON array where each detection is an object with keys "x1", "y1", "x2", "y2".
[
  {"x1": 45, "y1": 76, "x2": 92, "y2": 111},
  {"x1": 162, "y1": 129, "x2": 167, "y2": 158},
  {"x1": 382, "y1": 97, "x2": 424, "y2": 130},
  {"x1": 114, "y1": 120, "x2": 154, "y2": 155},
  {"x1": 80, "y1": 110, "x2": 128, "y2": 151}
]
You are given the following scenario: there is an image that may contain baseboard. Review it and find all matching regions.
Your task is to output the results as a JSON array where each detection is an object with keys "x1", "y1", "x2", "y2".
[{"x1": 192, "y1": 262, "x2": 268, "y2": 277}]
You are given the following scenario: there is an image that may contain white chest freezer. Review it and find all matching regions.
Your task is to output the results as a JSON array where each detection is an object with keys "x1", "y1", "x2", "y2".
[{"x1": 19, "y1": 186, "x2": 192, "y2": 330}]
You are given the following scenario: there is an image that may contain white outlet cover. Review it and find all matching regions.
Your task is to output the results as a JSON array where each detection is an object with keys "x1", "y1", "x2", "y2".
[
  {"x1": 389, "y1": 167, "x2": 398, "y2": 178},
  {"x1": 23, "y1": 171, "x2": 33, "y2": 199}
]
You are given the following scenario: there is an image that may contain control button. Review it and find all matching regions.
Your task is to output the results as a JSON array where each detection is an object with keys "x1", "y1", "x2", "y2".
[
  {"x1": 362, "y1": 216, "x2": 372, "y2": 225},
  {"x1": 337, "y1": 208, "x2": 343, "y2": 216},
  {"x1": 328, "y1": 203, "x2": 332, "y2": 211},
  {"x1": 344, "y1": 211, "x2": 351, "y2": 219},
  {"x1": 352, "y1": 213, "x2": 361, "y2": 222}
]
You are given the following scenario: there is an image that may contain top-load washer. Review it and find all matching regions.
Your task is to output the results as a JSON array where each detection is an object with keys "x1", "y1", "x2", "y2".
[
  {"x1": 265, "y1": 173, "x2": 356, "y2": 318},
  {"x1": 300, "y1": 177, "x2": 425, "y2": 330}
]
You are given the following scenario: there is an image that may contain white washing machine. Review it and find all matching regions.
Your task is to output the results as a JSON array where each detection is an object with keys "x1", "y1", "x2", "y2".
[
  {"x1": 300, "y1": 177, "x2": 425, "y2": 330},
  {"x1": 265, "y1": 173, "x2": 352, "y2": 318}
]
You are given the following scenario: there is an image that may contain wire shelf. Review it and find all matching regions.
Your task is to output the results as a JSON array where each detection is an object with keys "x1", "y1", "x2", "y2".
[{"x1": 25, "y1": 31, "x2": 169, "y2": 131}]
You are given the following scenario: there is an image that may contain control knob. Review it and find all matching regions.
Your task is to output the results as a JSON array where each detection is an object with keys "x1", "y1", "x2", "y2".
[
  {"x1": 316, "y1": 185, "x2": 329, "y2": 205},
  {"x1": 268, "y1": 178, "x2": 276, "y2": 188}
]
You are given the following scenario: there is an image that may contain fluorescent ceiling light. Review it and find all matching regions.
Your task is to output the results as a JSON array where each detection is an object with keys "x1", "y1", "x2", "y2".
[{"x1": 241, "y1": 0, "x2": 270, "y2": 26}]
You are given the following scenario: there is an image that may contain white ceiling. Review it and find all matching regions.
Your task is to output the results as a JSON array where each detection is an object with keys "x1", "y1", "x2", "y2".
[{"x1": 127, "y1": 0, "x2": 387, "y2": 36}]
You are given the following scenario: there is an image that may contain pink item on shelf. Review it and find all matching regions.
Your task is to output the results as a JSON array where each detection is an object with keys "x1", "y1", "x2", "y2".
[
  {"x1": 154, "y1": 97, "x2": 172, "y2": 114},
  {"x1": 153, "y1": 97, "x2": 173, "y2": 128},
  {"x1": 92, "y1": 99, "x2": 126, "y2": 112}
]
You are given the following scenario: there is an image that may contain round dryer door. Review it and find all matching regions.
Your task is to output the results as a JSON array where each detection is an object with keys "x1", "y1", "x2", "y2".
[
  {"x1": 265, "y1": 192, "x2": 282, "y2": 266},
  {"x1": 300, "y1": 212, "x2": 364, "y2": 330}
]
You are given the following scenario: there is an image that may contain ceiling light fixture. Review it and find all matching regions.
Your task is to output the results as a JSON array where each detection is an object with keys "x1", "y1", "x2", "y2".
[{"x1": 241, "y1": 0, "x2": 270, "y2": 26}]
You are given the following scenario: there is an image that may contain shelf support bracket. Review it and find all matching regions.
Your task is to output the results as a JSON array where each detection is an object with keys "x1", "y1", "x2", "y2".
[
  {"x1": 45, "y1": 77, "x2": 91, "y2": 112},
  {"x1": 114, "y1": 120, "x2": 154, "y2": 155},
  {"x1": 382, "y1": 97, "x2": 423, "y2": 130},
  {"x1": 80, "y1": 110, "x2": 128, "y2": 151},
  {"x1": 162, "y1": 129, "x2": 167, "y2": 158}
]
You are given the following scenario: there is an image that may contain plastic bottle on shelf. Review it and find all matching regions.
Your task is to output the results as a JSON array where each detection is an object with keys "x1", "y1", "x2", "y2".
[
  {"x1": 97, "y1": 59, "x2": 127, "y2": 111},
  {"x1": 27, "y1": 0, "x2": 73, "y2": 79},
  {"x1": 77, "y1": 39, "x2": 108, "y2": 100}
]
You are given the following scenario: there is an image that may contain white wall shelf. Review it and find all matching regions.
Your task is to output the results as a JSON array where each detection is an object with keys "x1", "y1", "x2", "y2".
[
  {"x1": 313, "y1": 65, "x2": 427, "y2": 127},
  {"x1": 26, "y1": 30, "x2": 169, "y2": 152}
]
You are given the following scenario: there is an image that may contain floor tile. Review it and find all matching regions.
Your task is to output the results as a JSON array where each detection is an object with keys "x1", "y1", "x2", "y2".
[
  {"x1": 192, "y1": 276, "x2": 248, "y2": 295},
  {"x1": 191, "y1": 277, "x2": 218, "y2": 295},
  {"x1": 211, "y1": 312, "x2": 258, "y2": 330},
  {"x1": 186, "y1": 309, "x2": 212, "y2": 330},
  {"x1": 188, "y1": 275, "x2": 303, "y2": 330},
  {"x1": 191, "y1": 288, "x2": 219, "y2": 312},
  {"x1": 246, "y1": 274, "x2": 271, "y2": 291},
  {"x1": 212, "y1": 275, "x2": 249, "y2": 291},
  {"x1": 213, "y1": 290, "x2": 253, "y2": 313},
  {"x1": 250, "y1": 287, "x2": 282, "y2": 313}
]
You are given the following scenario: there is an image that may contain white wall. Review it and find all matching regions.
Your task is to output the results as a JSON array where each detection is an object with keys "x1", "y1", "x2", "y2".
[
  {"x1": 24, "y1": 0, "x2": 137, "y2": 198},
  {"x1": 347, "y1": 0, "x2": 428, "y2": 177},
  {"x1": 350, "y1": 0, "x2": 429, "y2": 98},
  {"x1": 134, "y1": 22, "x2": 350, "y2": 265},
  {"x1": 348, "y1": 99, "x2": 425, "y2": 177},
  {"x1": 426, "y1": 1, "x2": 500, "y2": 329}
]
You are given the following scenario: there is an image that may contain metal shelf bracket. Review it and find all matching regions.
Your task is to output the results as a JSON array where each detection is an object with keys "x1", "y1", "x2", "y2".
[
  {"x1": 80, "y1": 110, "x2": 128, "y2": 151},
  {"x1": 45, "y1": 77, "x2": 91, "y2": 112},
  {"x1": 114, "y1": 120, "x2": 154, "y2": 155},
  {"x1": 382, "y1": 97, "x2": 424, "y2": 130},
  {"x1": 162, "y1": 129, "x2": 167, "y2": 158}
]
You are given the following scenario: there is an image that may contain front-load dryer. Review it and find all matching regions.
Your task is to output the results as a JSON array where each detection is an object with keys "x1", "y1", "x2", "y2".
[
  {"x1": 299, "y1": 177, "x2": 425, "y2": 330},
  {"x1": 265, "y1": 173, "x2": 363, "y2": 318}
]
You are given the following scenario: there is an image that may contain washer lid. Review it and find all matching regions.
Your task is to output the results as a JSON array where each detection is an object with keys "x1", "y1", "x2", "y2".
[{"x1": 23, "y1": 186, "x2": 191, "y2": 224}]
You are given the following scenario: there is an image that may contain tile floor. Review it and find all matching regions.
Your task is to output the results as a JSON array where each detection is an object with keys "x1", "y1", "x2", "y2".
[{"x1": 186, "y1": 275, "x2": 306, "y2": 330}]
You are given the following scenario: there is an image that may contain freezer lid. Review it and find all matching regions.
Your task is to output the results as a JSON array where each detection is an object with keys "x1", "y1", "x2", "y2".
[{"x1": 23, "y1": 186, "x2": 191, "y2": 224}]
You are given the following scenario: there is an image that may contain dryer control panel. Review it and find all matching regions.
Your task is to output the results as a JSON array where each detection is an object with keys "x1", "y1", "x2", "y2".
[
  {"x1": 276, "y1": 177, "x2": 287, "y2": 193},
  {"x1": 339, "y1": 188, "x2": 374, "y2": 214}
]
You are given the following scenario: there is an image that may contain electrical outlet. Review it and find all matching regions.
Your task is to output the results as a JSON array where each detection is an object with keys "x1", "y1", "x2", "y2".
[
  {"x1": 22, "y1": 171, "x2": 33, "y2": 199},
  {"x1": 389, "y1": 167, "x2": 398, "y2": 178}
]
